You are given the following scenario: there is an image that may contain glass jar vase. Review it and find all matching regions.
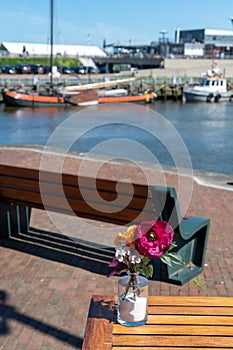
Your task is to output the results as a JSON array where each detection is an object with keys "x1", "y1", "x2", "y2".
[{"x1": 117, "y1": 272, "x2": 148, "y2": 326}]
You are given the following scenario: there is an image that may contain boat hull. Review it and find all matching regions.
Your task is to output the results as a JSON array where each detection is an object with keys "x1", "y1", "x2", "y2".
[
  {"x1": 2, "y1": 91, "x2": 66, "y2": 107},
  {"x1": 2, "y1": 90, "x2": 99, "y2": 107},
  {"x1": 98, "y1": 92, "x2": 156, "y2": 104},
  {"x1": 183, "y1": 90, "x2": 233, "y2": 102}
]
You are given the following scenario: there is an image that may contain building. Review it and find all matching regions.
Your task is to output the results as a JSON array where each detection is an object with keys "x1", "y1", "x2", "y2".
[
  {"x1": 175, "y1": 28, "x2": 233, "y2": 57},
  {"x1": 0, "y1": 42, "x2": 107, "y2": 58}
]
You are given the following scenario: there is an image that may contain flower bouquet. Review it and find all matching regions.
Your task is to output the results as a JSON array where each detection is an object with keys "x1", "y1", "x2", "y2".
[{"x1": 108, "y1": 220, "x2": 184, "y2": 326}]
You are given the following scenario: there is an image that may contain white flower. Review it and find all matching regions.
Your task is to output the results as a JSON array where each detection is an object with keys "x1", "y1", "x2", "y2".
[
  {"x1": 115, "y1": 245, "x2": 128, "y2": 262},
  {"x1": 127, "y1": 247, "x2": 142, "y2": 264}
]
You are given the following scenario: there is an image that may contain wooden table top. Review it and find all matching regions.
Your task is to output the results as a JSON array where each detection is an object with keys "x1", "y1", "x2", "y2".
[{"x1": 82, "y1": 295, "x2": 233, "y2": 350}]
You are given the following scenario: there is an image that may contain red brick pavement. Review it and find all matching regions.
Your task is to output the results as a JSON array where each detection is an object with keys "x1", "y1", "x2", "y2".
[{"x1": 0, "y1": 154, "x2": 233, "y2": 349}]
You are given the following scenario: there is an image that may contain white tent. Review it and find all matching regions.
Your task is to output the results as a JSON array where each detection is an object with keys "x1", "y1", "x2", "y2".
[{"x1": 2, "y1": 42, "x2": 106, "y2": 58}]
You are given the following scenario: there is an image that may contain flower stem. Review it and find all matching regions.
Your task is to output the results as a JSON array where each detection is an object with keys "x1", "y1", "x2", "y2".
[{"x1": 123, "y1": 273, "x2": 139, "y2": 301}]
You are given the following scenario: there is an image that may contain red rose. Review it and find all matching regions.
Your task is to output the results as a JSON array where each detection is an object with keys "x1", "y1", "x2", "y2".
[{"x1": 134, "y1": 220, "x2": 174, "y2": 258}]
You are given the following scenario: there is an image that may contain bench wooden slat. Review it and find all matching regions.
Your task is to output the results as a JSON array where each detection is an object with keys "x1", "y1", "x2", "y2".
[
  {"x1": 0, "y1": 175, "x2": 150, "y2": 210},
  {"x1": 0, "y1": 164, "x2": 149, "y2": 196},
  {"x1": 0, "y1": 187, "x2": 152, "y2": 224}
]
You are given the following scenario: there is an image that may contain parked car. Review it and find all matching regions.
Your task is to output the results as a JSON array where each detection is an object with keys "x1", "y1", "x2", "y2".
[
  {"x1": 15, "y1": 64, "x2": 32, "y2": 74},
  {"x1": 29, "y1": 64, "x2": 44, "y2": 74},
  {"x1": 0, "y1": 65, "x2": 16, "y2": 74},
  {"x1": 98, "y1": 66, "x2": 109, "y2": 74},
  {"x1": 42, "y1": 66, "x2": 51, "y2": 74},
  {"x1": 71, "y1": 66, "x2": 87, "y2": 74},
  {"x1": 86, "y1": 66, "x2": 99, "y2": 74},
  {"x1": 71, "y1": 66, "x2": 99, "y2": 74},
  {"x1": 57, "y1": 66, "x2": 72, "y2": 74}
]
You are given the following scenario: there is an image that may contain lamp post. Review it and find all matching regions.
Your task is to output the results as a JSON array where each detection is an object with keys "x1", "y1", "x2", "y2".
[
  {"x1": 159, "y1": 30, "x2": 168, "y2": 57},
  {"x1": 230, "y1": 18, "x2": 233, "y2": 58},
  {"x1": 160, "y1": 30, "x2": 168, "y2": 43}
]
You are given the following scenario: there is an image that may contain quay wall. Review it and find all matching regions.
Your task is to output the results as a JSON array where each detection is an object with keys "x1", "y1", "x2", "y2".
[{"x1": 137, "y1": 58, "x2": 233, "y2": 79}]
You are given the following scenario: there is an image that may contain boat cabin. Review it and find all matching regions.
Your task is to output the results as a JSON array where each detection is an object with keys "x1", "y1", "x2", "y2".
[{"x1": 195, "y1": 77, "x2": 227, "y2": 92}]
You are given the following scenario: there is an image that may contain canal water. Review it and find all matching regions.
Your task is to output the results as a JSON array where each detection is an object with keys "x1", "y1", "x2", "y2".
[{"x1": 0, "y1": 101, "x2": 232, "y2": 175}]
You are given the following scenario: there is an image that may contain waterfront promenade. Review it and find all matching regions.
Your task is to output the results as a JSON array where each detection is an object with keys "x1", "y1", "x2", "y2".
[
  {"x1": 143, "y1": 58, "x2": 233, "y2": 78},
  {"x1": 0, "y1": 152, "x2": 232, "y2": 350}
]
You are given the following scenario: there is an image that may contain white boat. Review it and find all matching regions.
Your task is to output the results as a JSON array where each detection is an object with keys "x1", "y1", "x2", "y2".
[{"x1": 183, "y1": 75, "x2": 233, "y2": 103}]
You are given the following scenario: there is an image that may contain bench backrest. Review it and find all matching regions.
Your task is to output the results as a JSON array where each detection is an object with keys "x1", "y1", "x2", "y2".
[{"x1": 0, "y1": 164, "x2": 156, "y2": 225}]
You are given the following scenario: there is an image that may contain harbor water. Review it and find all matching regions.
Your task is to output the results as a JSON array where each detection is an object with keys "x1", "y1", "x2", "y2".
[{"x1": 0, "y1": 101, "x2": 232, "y2": 176}]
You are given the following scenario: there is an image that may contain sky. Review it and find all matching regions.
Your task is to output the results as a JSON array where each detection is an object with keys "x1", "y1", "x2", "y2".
[{"x1": 1, "y1": 0, "x2": 233, "y2": 48}]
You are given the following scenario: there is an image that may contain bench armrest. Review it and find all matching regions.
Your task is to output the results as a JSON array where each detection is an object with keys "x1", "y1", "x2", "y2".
[{"x1": 179, "y1": 216, "x2": 210, "y2": 240}]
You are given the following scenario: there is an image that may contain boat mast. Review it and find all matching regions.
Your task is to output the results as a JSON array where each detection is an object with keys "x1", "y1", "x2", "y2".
[{"x1": 50, "y1": 0, "x2": 54, "y2": 94}]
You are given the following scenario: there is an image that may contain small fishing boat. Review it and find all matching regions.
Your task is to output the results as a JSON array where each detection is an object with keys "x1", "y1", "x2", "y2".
[
  {"x1": 183, "y1": 64, "x2": 233, "y2": 103},
  {"x1": 98, "y1": 91, "x2": 157, "y2": 104}
]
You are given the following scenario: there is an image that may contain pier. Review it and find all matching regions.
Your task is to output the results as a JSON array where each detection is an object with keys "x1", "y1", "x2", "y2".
[{"x1": 1, "y1": 58, "x2": 233, "y2": 103}]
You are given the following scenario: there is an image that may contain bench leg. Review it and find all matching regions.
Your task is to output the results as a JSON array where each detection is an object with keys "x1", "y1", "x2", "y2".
[{"x1": 0, "y1": 201, "x2": 31, "y2": 239}]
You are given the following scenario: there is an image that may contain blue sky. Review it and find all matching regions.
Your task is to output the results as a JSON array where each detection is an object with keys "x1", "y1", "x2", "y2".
[{"x1": 1, "y1": 0, "x2": 233, "y2": 48}]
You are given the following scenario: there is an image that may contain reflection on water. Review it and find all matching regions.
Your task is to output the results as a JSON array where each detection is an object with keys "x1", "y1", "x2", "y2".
[{"x1": 0, "y1": 102, "x2": 233, "y2": 175}]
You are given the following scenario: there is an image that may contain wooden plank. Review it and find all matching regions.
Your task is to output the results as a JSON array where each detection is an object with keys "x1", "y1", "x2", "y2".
[
  {"x1": 82, "y1": 295, "x2": 115, "y2": 350},
  {"x1": 111, "y1": 345, "x2": 233, "y2": 350},
  {"x1": 0, "y1": 162, "x2": 154, "y2": 224},
  {"x1": 112, "y1": 348, "x2": 233, "y2": 350},
  {"x1": 148, "y1": 296, "x2": 233, "y2": 307},
  {"x1": 113, "y1": 324, "x2": 233, "y2": 336},
  {"x1": 112, "y1": 335, "x2": 233, "y2": 347},
  {"x1": 0, "y1": 175, "x2": 151, "y2": 212},
  {"x1": 0, "y1": 185, "x2": 153, "y2": 224},
  {"x1": 0, "y1": 188, "x2": 147, "y2": 223},
  {"x1": 0, "y1": 164, "x2": 149, "y2": 196},
  {"x1": 148, "y1": 305, "x2": 233, "y2": 315},
  {"x1": 147, "y1": 314, "x2": 233, "y2": 325}
]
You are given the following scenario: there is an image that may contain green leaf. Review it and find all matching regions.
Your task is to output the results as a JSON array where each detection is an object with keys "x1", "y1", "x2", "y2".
[
  {"x1": 138, "y1": 264, "x2": 153, "y2": 278},
  {"x1": 161, "y1": 255, "x2": 172, "y2": 266},
  {"x1": 166, "y1": 252, "x2": 185, "y2": 265},
  {"x1": 141, "y1": 256, "x2": 149, "y2": 265},
  {"x1": 169, "y1": 242, "x2": 177, "y2": 251}
]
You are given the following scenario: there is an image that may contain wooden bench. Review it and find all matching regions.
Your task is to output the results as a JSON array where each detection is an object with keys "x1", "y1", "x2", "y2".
[
  {"x1": 0, "y1": 148, "x2": 210, "y2": 285},
  {"x1": 82, "y1": 295, "x2": 233, "y2": 349}
]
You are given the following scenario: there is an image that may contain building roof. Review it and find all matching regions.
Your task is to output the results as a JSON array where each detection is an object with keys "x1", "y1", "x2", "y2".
[
  {"x1": 204, "y1": 29, "x2": 233, "y2": 36},
  {"x1": 1, "y1": 42, "x2": 107, "y2": 57}
]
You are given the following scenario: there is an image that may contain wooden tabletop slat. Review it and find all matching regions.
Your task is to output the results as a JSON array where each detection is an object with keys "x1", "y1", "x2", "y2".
[
  {"x1": 147, "y1": 314, "x2": 233, "y2": 325},
  {"x1": 148, "y1": 305, "x2": 233, "y2": 315},
  {"x1": 112, "y1": 335, "x2": 233, "y2": 347},
  {"x1": 113, "y1": 324, "x2": 233, "y2": 336},
  {"x1": 81, "y1": 295, "x2": 115, "y2": 350},
  {"x1": 112, "y1": 348, "x2": 233, "y2": 350},
  {"x1": 148, "y1": 296, "x2": 233, "y2": 307}
]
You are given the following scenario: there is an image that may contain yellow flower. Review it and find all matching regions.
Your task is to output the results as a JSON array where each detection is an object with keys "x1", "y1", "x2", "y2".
[{"x1": 114, "y1": 225, "x2": 137, "y2": 246}]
